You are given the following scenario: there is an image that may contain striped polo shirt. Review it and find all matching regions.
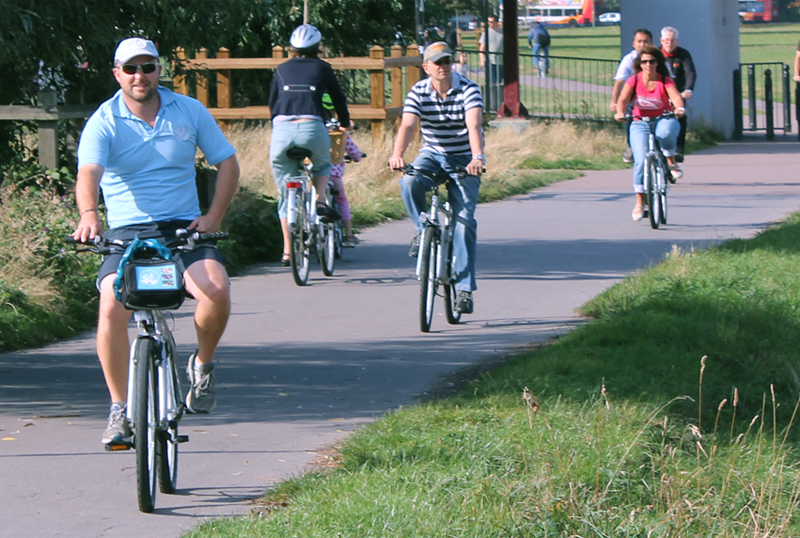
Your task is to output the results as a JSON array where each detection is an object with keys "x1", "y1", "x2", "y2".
[{"x1": 403, "y1": 72, "x2": 483, "y2": 155}]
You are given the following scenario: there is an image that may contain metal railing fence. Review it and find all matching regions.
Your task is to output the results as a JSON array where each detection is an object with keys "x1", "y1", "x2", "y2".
[{"x1": 733, "y1": 62, "x2": 792, "y2": 140}]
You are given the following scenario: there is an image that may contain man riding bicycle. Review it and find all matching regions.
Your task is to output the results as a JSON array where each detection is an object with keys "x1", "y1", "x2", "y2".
[
  {"x1": 269, "y1": 24, "x2": 351, "y2": 265},
  {"x1": 72, "y1": 38, "x2": 240, "y2": 447},
  {"x1": 388, "y1": 41, "x2": 484, "y2": 315}
]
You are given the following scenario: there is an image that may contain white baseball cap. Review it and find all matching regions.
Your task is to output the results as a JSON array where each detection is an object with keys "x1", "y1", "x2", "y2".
[{"x1": 114, "y1": 38, "x2": 159, "y2": 64}]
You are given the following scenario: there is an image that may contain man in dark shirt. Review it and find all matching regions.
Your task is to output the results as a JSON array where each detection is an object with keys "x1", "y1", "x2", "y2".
[
  {"x1": 444, "y1": 21, "x2": 459, "y2": 52},
  {"x1": 527, "y1": 22, "x2": 551, "y2": 77},
  {"x1": 661, "y1": 26, "x2": 696, "y2": 163}
]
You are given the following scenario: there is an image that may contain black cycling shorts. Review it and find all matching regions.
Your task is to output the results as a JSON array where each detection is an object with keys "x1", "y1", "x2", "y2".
[{"x1": 96, "y1": 220, "x2": 225, "y2": 289}]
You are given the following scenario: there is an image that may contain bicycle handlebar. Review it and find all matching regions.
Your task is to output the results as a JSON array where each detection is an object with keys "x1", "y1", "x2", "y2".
[
  {"x1": 622, "y1": 111, "x2": 677, "y2": 122},
  {"x1": 391, "y1": 164, "x2": 485, "y2": 178},
  {"x1": 65, "y1": 229, "x2": 228, "y2": 255}
]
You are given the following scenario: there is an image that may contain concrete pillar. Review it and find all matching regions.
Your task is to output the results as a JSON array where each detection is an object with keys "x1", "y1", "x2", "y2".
[{"x1": 620, "y1": 0, "x2": 739, "y2": 138}]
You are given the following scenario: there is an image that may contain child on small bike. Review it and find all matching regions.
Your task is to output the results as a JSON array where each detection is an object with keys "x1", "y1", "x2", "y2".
[{"x1": 323, "y1": 93, "x2": 364, "y2": 247}]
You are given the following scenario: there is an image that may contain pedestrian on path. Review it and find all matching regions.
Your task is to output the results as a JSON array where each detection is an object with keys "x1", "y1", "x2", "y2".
[
  {"x1": 611, "y1": 28, "x2": 653, "y2": 164},
  {"x1": 660, "y1": 26, "x2": 696, "y2": 163},
  {"x1": 614, "y1": 46, "x2": 685, "y2": 222},
  {"x1": 527, "y1": 21, "x2": 551, "y2": 77}
]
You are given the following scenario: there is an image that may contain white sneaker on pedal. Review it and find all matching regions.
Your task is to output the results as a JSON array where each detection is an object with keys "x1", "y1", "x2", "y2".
[
  {"x1": 185, "y1": 351, "x2": 216, "y2": 414},
  {"x1": 102, "y1": 402, "x2": 132, "y2": 446}
]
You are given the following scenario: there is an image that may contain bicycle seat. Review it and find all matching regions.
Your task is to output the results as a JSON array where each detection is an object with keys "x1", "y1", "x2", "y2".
[{"x1": 287, "y1": 147, "x2": 313, "y2": 161}]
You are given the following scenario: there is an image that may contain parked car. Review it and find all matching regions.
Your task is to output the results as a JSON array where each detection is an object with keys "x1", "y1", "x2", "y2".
[
  {"x1": 449, "y1": 14, "x2": 479, "y2": 31},
  {"x1": 598, "y1": 11, "x2": 621, "y2": 25}
]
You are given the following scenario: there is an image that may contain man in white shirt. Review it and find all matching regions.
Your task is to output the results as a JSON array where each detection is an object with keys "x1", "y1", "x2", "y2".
[{"x1": 610, "y1": 29, "x2": 653, "y2": 163}]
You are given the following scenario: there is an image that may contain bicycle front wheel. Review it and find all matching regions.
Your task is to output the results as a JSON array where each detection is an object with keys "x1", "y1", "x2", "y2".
[
  {"x1": 157, "y1": 347, "x2": 179, "y2": 494},
  {"x1": 419, "y1": 226, "x2": 438, "y2": 333},
  {"x1": 658, "y1": 162, "x2": 668, "y2": 225},
  {"x1": 646, "y1": 155, "x2": 661, "y2": 229},
  {"x1": 320, "y1": 223, "x2": 336, "y2": 276},
  {"x1": 290, "y1": 207, "x2": 310, "y2": 286},
  {"x1": 443, "y1": 240, "x2": 461, "y2": 325},
  {"x1": 135, "y1": 338, "x2": 158, "y2": 513}
]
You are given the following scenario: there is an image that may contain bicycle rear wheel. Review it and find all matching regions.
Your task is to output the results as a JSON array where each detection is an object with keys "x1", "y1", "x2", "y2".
[
  {"x1": 157, "y1": 346, "x2": 179, "y2": 494},
  {"x1": 646, "y1": 155, "x2": 661, "y2": 229},
  {"x1": 135, "y1": 338, "x2": 158, "y2": 513},
  {"x1": 419, "y1": 226, "x2": 438, "y2": 333},
  {"x1": 320, "y1": 223, "x2": 336, "y2": 276},
  {"x1": 290, "y1": 205, "x2": 310, "y2": 286},
  {"x1": 444, "y1": 241, "x2": 461, "y2": 325}
]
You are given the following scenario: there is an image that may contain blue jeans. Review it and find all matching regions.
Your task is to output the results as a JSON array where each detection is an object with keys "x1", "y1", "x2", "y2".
[
  {"x1": 399, "y1": 152, "x2": 480, "y2": 292},
  {"x1": 269, "y1": 121, "x2": 332, "y2": 218},
  {"x1": 630, "y1": 117, "x2": 680, "y2": 194},
  {"x1": 532, "y1": 43, "x2": 549, "y2": 75}
]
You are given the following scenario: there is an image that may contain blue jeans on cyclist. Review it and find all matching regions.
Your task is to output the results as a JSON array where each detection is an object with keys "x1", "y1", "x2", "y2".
[
  {"x1": 399, "y1": 151, "x2": 480, "y2": 293},
  {"x1": 532, "y1": 43, "x2": 549, "y2": 76},
  {"x1": 629, "y1": 117, "x2": 680, "y2": 193}
]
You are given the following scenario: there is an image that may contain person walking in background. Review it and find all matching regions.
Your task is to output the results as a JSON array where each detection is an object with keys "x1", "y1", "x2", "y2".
[
  {"x1": 452, "y1": 50, "x2": 475, "y2": 79},
  {"x1": 660, "y1": 26, "x2": 695, "y2": 164},
  {"x1": 794, "y1": 36, "x2": 800, "y2": 82},
  {"x1": 610, "y1": 28, "x2": 653, "y2": 164},
  {"x1": 479, "y1": 16, "x2": 504, "y2": 108},
  {"x1": 444, "y1": 21, "x2": 459, "y2": 52},
  {"x1": 527, "y1": 21, "x2": 551, "y2": 77}
]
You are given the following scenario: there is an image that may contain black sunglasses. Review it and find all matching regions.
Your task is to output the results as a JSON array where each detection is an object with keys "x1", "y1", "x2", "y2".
[
  {"x1": 640, "y1": 59, "x2": 658, "y2": 65},
  {"x1": 120, "y1": 62, "x2": 158, "y2": 75}
]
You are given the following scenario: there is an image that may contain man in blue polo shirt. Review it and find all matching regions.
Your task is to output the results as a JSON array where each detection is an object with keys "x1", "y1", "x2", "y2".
[
  {"x1": 72, "y1": 37, "x2": 240, "y2": 447},
  {"x1": 388, "y1": 41, "x2": 484, "y2": 315}
]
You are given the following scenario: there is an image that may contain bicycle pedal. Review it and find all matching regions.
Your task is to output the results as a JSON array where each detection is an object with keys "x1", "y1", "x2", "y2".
[
  {"x1": 105, "y1": 442, "x2": 133, "y2": 452},
  {"x1": 176, "y1": 435, "x2": 189, "y2": 444}
]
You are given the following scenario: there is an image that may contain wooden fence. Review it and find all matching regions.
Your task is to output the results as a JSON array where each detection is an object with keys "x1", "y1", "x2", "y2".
[{"x1": 173, "y1": 44, "x2": 424, "y2": 145}]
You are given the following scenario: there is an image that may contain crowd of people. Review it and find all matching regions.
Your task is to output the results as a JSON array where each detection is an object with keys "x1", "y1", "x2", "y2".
[{"x1": 72, "y1": 19, "x2": 697, "y2": 447}]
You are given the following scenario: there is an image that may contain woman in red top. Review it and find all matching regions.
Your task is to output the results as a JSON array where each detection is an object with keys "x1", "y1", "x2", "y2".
[{"x1": 614, "y1": 46, "x2": 685, "y2": 222}]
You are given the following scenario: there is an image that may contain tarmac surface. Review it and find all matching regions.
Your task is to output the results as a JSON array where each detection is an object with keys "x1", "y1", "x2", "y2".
[{"x1": 2, "y1": 137, "x2": 800, "y2": 537}]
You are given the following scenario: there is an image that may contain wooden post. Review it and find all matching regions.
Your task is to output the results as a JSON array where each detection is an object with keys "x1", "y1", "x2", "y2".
[
  {"x1": 272, "y1": 45, "x2": 284, "y2": 60},
  {"x1": 407, "y1": 44, "x2": 421, "y2": 87},
  {"x1": 37, "y1": 90, "x2": 58, "y2": 170},
  {"x1": 369, "y1": 46, "x2": 385, "y2": 147},
  {"x1": 216, "y1": 48, "x2": 231, "y2": 131},
  {"x1": 174, "y1": 48, "x2": 188, "y2": 95},
  {"x1": 390, "y1": 45, "x2": 403, "y2": 107},
  {"x1": 457, "y1": 28, "x2": 463, "y2": 49},
  {"x1": 195, "y1": 49, "x2": 209, "y2": 106}
]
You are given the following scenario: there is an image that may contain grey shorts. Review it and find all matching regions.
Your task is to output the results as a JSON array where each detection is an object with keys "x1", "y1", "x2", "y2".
[{"x1": 96, "y1": 220, "x2": 225, "y2": 289}]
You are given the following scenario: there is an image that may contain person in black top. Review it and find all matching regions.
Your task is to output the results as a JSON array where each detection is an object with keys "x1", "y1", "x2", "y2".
[
  {"x1": 444, "y1": 21, "x2": 459, "y2": 52},
  {"x1": 269, "y1": 24, "x2": 351, "y2": 264},
  {"x1": 660, "y1": 26, "x2": 696, "y2": 163}
]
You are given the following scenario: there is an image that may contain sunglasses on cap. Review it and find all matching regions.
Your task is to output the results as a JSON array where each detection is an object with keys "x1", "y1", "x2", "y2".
[{"x1": 119, "y1": 62, "x2": 158, "y2": 75}]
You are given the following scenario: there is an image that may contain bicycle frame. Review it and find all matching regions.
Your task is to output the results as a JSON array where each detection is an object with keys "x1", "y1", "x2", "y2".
[
  {"x1": 415, "y1": 184, "x2": 457, "y2": 287},
  {"x1": 127, "y1": 309, "x2": 182, "y2": 433}
]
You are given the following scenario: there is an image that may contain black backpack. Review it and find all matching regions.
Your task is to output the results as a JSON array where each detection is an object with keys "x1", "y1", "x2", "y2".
[{"x1": 535, "y1": 28, "x2": 551, "y2": 48}]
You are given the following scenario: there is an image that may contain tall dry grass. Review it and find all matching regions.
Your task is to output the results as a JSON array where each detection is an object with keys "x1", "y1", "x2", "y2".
[{"x1": 226, "y1": 120, "x2": 627, "y2": 225}]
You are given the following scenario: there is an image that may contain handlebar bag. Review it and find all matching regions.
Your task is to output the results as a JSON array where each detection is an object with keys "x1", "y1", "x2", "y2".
[{"x1": 114, "y1": 237, "x2": 185, "y2": 310}]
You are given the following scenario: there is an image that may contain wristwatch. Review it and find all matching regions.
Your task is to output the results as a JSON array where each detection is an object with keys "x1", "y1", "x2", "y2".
[{"x1": 472, "y1": 154, "x2": 486, "y2": 163}]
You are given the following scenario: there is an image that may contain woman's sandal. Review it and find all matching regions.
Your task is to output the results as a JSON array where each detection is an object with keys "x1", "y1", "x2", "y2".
[
  {"x1": 343, "y1": 235, "x2": 360, "y2": 248},
  {"x1": 632, "y1": 204, "x2": 644, "y2": 222},
  {"x1": 281, "y1": 253, "x2": 291, "y2": 266}
]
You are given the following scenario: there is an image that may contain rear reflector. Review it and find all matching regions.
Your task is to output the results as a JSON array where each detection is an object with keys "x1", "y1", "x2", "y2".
[{"x1": 286, "y1": 182, "x2": 302, "y2": 189}]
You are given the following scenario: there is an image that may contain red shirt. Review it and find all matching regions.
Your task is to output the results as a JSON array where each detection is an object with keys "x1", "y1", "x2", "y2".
[{"x1": 625, "y1": 73, "x2": 676, "y2": 118}]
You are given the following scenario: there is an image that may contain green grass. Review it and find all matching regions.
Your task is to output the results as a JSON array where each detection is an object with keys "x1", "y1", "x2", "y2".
[{"x1": 186, "y1": 211, "x2": 800, "y2": 538}]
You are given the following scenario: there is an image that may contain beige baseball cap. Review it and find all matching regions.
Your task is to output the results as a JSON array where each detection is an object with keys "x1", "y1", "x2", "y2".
[{"x1": 423, "y1": 41, "x2": 453, "y2": 63}]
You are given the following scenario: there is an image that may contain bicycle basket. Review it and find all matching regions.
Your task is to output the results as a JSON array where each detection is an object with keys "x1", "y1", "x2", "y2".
[
  {"x1": 115, "y1": 238, "x2": 185, "y2": 310},
  {"x1": 329, "y1": 131, "x2": 344, "y2": 163}
]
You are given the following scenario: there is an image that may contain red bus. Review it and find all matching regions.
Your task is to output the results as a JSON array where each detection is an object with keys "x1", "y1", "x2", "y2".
[{"x1": 739, "y1": 0, "x2": 777, "y2": 22}]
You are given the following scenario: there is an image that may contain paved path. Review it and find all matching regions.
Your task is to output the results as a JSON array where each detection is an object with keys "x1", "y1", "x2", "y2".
[{"x1": 2, "y1": 138, "x2": 800, "y2": 537}]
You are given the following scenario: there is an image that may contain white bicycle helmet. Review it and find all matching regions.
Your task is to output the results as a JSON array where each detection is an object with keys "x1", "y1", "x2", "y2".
[{"x1": 290, "y1": 24, "x2": 322, "y2": 49}]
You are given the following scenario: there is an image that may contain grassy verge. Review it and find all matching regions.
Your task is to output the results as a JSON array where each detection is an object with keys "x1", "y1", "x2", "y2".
[{"x1": 186, "y1": 212, "x2": 800, "y2": 538}]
